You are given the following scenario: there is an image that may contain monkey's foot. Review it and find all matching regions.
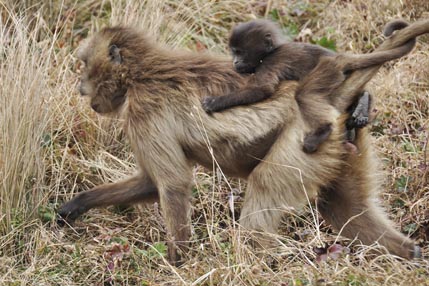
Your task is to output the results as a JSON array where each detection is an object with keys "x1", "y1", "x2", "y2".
[
  {"x1": 303, "y1": 124, "x2": 333, "y2": 153},
  {"x1": 57, "y1": 201, "x2": 87, "y2": 226},
  {"x1": 412, "y1": 245, "x2": 422, "y2": 259},
  {"x1": 167, "y1": 241, "x2": 187, "y2": 267}
]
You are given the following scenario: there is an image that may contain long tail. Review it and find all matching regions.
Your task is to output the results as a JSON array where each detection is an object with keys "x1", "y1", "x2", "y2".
[
  {"x1": 342, "y1": 43, "x2": 414, "y2": 71},
  {"x1": 342, "y1": 20, "x2": 415, "y2": 71},
  {"x1": 333, "y1": 18, "x2": 429, "y2": 112},
  {"x1": 383, "y1": 19, "x2": 410, "y2": 37}
]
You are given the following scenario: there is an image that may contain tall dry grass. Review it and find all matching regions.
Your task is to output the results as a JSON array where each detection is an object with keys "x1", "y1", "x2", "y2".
[
  {"x1": 0, "y1": 7, "x2": 66, "y2": 235},
  {"x1": 0, "y1": 0, "x2": 428, "y2": 285}
]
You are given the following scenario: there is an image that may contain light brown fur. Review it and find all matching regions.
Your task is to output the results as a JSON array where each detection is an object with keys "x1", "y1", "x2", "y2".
[{"x1": 59, "y1": 19, "x2": 429, "y2": 263}]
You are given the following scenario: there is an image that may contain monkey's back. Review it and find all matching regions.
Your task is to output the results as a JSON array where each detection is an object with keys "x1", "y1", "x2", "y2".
[{"x1": 263, "y1": 42, "x2": 335, "y2": 81}]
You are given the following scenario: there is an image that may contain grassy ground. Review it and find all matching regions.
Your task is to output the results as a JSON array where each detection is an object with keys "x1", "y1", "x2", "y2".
[{"x1": 0, "y1": 0, "x2": 428, "y2": 285}]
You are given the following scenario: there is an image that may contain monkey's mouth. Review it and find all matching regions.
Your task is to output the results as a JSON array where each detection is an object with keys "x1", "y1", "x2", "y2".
[{"x1": 91, "y1": 88, "x2": 127, "y2": 114}]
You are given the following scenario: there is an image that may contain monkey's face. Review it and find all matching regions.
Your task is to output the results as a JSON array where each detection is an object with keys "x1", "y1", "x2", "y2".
[
  {"x1": 229, "y1": 21, "x2": 276, "y2": 74},
  {"x1": 229, "y1": 35, "x2": 269, "y2": 74},
  {"x1": 230, "y1": 44, "x2": 268, "y2": 74},
  {"x1": 230, "y1": 45, "x2": 253, "y2": 73},
  {"x1": 77, "y1": 38, "x2": 128, "y2": 114}
]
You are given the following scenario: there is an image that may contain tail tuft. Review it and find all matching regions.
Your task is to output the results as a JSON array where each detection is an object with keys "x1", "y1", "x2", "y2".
[{"x1": 383, "y1": 19, "x2": 409, "y2": 37}]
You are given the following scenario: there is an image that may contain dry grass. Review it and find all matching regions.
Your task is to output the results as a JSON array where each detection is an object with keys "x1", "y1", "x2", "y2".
[{"x1": 0, "y1": 0, "x2": 428, "y2": 285}]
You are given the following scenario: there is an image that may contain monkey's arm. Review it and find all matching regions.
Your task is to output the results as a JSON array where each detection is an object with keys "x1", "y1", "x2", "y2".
[
  {"x1": 202, "y1": 66, "x2": 281, "y2": 113},
  {"x1": 202, "y1": 84, "x2": 275, "y2": 113}
]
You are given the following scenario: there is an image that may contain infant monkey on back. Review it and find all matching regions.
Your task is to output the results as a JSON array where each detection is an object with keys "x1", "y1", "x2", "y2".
[{"x1": 201, "y1": 19, "x2": 411, "y2": 153}]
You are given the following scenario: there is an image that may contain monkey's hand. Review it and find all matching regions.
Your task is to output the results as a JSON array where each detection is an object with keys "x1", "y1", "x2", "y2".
[
  {"x1": 201, "y1": 96, "x2": 226, "y2": 113},
  {"x1": 347, "y1": 91, "x2": 370, "y2": 129},
  {"x1": 351, "y1": 112, "x2": 369, "y2": 129}
]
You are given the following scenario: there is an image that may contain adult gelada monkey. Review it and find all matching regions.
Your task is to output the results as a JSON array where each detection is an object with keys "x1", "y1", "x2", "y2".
[
  {"x1": 58, "y1": 19, "x2": 429, "y2": 263},
  {"x1": 202, "y1": 19, "x2": 414, "y2": 153}
]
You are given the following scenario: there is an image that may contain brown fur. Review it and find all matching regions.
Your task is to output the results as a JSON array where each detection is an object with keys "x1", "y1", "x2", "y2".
[
  {"x1": 202, "y1": 19, "x2": 416, "y2": 153},
  {"x1": 58, "y1": 19, "x2": 429, "y2": 263}
]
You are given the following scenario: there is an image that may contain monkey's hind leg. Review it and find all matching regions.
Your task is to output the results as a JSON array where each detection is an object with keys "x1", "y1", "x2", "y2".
[
  {"x1": 238, "y1": 124, "x2": 344, "y2": 253},
  {"x1": 318, "y1": 129, "x2": 420, "y2": 259},
  {"x1": 57, "y1": 174, "x2": 158, "y2": 225},
  {"x1": 239, "y1": 142, "x2": 313, "y2": 252},
  {"x1": 296, "y1": 57, "x2": 346, "y2": 154}
]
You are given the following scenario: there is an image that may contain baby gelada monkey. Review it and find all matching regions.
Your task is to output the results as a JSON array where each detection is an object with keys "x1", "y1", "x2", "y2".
[{"x1": 202, "y1": 19, "x2": 411, "y2": 153}]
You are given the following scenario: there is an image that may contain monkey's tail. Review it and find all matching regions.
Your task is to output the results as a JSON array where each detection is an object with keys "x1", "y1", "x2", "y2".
[
  {"x1": 379, "y1": 18, "x2": 429, "y2": 50},
  {"x1": 383, "y1": 19, "x2": 410, "y2": 37},
  {"x1": 342, "y1": 42, "x2": 415, "y2": 71},
  {"x1": 342, "y1": 19, "x2": 417, "y2": 71},
  {"x1": 333, "y1": 18, "x2": 429, "y2": 112}
]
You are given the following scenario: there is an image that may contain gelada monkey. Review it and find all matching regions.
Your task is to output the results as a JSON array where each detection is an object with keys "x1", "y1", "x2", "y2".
[
  {"x1": 202, "y1": 19, "x2": 414, "y2": 153},
  {"x1": 58, "y1": 19, "x2": 429, "y2": 263}
]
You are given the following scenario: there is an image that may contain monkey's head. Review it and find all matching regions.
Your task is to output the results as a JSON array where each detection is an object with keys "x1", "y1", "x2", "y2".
[
  {"x1": 77, "y1": 27, "x2": 144, "y2": 114},
  {"x1": 229, "y1": 20, "x2": 283, "y2": 74}
]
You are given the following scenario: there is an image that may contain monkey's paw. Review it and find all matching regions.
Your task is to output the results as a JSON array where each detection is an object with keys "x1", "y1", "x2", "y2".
[
  {"x1": 412, "y1": 245, "x2": 422, "y2": 259},
  {"x1": 352, "y1": 115, "x2": 369, "y2": 128},
  {"x1": 57, "y1": 201, "x2": 87, "y2": 226},
  {"x1": 201, "y1": 96, "x2": 221, "y2": 113}
]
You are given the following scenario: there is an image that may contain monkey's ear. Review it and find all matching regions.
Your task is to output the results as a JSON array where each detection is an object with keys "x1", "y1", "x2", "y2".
[
  {"x1": 264, "y1": 33, "x2": 273, "y2": 52},
  {"x1": 109, "y1": 44, "x2": 122, "y2": 64}
]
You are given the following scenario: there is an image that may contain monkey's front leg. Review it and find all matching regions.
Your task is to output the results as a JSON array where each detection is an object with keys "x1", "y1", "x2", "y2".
[
  {"x1": 132, "y1": 136, "x2": 194, "y2": 265},
  {"x1": 57, "y1": 174, "x2": 158, "y2": 225},
  {"x1": 202, "y1": 86, "x2": 274, "y2": 113},
  {"x1": 157, "y1": 185, "x2": 192, "y2": 265},
  {"x1": 201, "y1": 95, "x2": 228, "y2": 113}
]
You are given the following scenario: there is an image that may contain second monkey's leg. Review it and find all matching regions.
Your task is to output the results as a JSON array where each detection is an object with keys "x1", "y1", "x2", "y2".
[
  {"x1": 295, "y1": 57, "x2": 346, "y2": 153},
  {"x1": 318, "y1": 129, "x2": 420, "y2": 259}
]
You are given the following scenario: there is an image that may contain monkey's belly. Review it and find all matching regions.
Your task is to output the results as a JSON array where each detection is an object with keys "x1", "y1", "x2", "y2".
[{"x1": 185, "y1": 126, "x2": 281, "y2": 178}]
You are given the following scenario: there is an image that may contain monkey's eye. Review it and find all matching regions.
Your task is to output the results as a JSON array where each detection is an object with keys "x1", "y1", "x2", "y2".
[
  {"x1": 231, "y1": 47, "x2": 243, "y2": 56},
  {"x1": 109, "y1": 44, "x2": 122, "y2": 64},
  {"x1": 234, "y1": 49, "x2": 243, "y2": 56}
]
